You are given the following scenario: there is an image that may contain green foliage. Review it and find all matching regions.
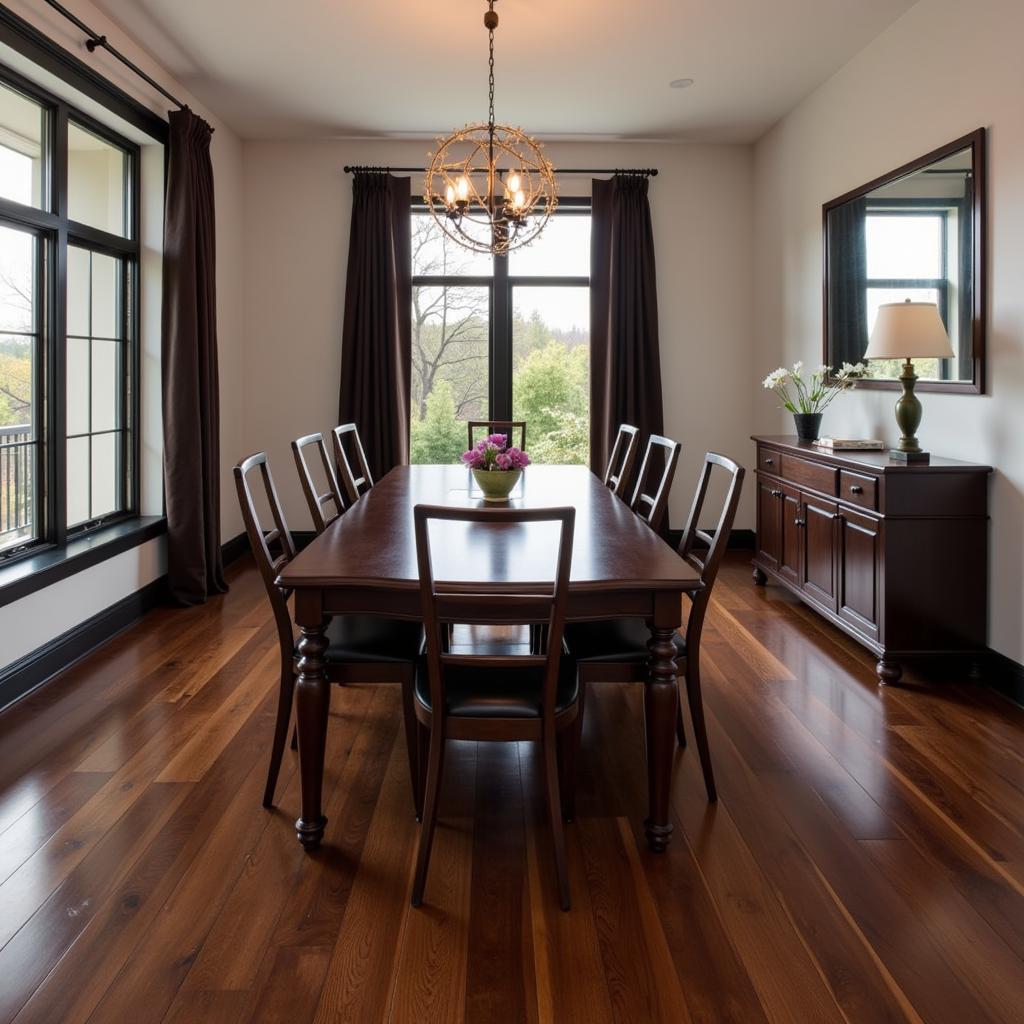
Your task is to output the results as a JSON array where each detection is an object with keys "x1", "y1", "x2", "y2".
[
  {"x1": 513, "y1": 342, "x2": 588, "y2": 440},
  {"x1": 409, "y1": 380, "x2": 466, "y2": 465}
]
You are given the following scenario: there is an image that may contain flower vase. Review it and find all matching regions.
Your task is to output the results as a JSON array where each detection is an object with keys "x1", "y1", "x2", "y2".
[
  {"x1": 472, "y1": 468, "x2": 522, "y2": 502},
  {"x1": 793, "y1": 412, "x2": 823, "y2": 442}
]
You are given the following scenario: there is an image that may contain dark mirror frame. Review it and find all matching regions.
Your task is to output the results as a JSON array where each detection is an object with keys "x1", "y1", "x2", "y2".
[{"x1": 822, "y1": 128, "x2": 987, "y2": 394}]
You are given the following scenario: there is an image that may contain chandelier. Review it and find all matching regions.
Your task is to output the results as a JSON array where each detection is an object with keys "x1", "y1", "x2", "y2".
[{"x1": 425, "y1": 0, "x2": 557, "y2": 256}]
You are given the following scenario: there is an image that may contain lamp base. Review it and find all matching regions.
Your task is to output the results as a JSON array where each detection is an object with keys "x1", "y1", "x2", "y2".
[{"x1": 889, "y1": 448, "x2": 930, "y2": 463}]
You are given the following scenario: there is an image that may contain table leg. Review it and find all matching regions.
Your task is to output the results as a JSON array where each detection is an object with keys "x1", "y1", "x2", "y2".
[
  {"x1": 644, "y1": 625, "x2": 679, "y2": 852},
  {"x1": 295, "y1": 621, "x2": 330, "y2": 850}
]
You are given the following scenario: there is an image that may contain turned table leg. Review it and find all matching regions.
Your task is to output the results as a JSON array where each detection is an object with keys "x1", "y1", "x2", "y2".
[
  {"x1": 295, "y1": 621, "x2": 330, "y2": 850},
  {"x1": 876, "y1": 659, "x2": 902, "y2": 686},
  {"x1": 752, "y1": 565, "x2": 767, "y2": 586},
  {"x1": 644, "y1": 624, "x2": 680, "y2": 852}
]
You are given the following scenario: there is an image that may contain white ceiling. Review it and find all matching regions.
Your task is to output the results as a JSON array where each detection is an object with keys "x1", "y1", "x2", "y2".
[{"x1": 91, "y1": 0, "x2": 917, "y2": 142}]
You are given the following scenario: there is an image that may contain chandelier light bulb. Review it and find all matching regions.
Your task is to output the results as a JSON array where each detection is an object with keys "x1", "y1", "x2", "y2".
[
  {"x1": 445, "y1": 183, "x2": 456, "y2": 206},
  {"x1": 457, "y1": 176, "x2": 470, "y2": 202},
  {"x1": 507, "y1": 171, "x2": 521, "y2": 193}
]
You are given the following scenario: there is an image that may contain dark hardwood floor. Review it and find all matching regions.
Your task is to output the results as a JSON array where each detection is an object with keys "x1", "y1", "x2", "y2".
[{"x1": 1, "y1": 553, "x2": 1023, "y2": 1022}]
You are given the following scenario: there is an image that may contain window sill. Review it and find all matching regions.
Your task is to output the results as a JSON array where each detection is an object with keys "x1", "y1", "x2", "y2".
[{"x1": 0, "y1": 516, "x2": 166, "y2": 609}]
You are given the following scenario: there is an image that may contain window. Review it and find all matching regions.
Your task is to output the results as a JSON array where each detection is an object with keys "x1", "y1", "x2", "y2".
[
  {"x1": 410, "y1": 203, "x2": 590, "y2": 465},
  {"x1": 0, "y1": 70, "x2": 138, "y2": 560}
]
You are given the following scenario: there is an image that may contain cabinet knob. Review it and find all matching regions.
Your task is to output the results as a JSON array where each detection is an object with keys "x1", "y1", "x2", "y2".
[
  {"x1": 764, "y1": 457, "x2": 774, "y2": 465},
  {"x1": 850, "y1": 485, "x2": 864, "y2": 495},
  {"x1": 794, "y1": 518, "x2": 806, "y2": 527},
  {"x1": 770, "y1": 489, "x2": 783, "y2": 498}
]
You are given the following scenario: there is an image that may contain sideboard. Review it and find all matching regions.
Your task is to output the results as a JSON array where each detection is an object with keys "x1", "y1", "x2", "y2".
[{"x1": 751, "y1": 436, "x2": 992, "y2": 684}]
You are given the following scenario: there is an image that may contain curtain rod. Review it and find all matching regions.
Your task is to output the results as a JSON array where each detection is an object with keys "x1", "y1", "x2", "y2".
[
  {"x1": 343, "y1": 164, "x2": 658, "y2": 177},
  {"x1": 43, "y1": 0, "x2": 185, "y2": 111}
]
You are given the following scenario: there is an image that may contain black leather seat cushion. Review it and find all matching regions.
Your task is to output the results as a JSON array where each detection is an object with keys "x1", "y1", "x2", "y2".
[
  {"x1": 565, "y1": 618, "x2": 685, "y2": 664},
  {"x1": 415, "y1": 656, "x2": 579, "y2": 719},
  {"x1": 318, "y1": 615, "x2": 423, "y2": 664}
]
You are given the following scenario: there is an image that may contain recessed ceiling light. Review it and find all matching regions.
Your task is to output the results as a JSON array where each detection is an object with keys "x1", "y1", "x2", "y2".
[{"x1": 669, "y1": 78, "x2": 694, "y2": 89}]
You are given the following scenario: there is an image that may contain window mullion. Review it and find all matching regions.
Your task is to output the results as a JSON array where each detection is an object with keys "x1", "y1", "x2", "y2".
[
  {"x1": 51, "y1": 101, "x2": 68, "y2": 546},
  {"x1": 492, "y1": 251, "x2": 511, "y2": 419}
]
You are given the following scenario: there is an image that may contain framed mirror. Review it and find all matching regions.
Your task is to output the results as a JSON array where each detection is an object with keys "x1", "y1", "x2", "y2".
[{"x1": 823, "y1": 128, "x2": 986, "y2": 393}]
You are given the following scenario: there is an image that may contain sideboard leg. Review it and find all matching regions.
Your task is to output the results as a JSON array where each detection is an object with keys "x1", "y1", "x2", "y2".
[
  {"x1": 752, "y1": 565, "x2": 767, "y2": 586},
  {"x1": 876, "y1": 659, "x2": 902, "y2": 686}
]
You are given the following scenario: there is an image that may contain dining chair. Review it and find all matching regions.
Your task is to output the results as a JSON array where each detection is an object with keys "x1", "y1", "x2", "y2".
[
  {"x1": 564, "y1": 452, "x2": 745, "y2": 803},
  {"x1": 331, "y1": 423, "x2": 374, "y2": 505},
  {"x1": 467, "y1": 420, "x2": 527, "y2": 451},
  {"x1": 603, "y1": 423, "x2": 640, "y2": 497},
  {"x1": 630, "y1": 433, "x2": 682, "y2": 534},
  {"x1": 291, "y1": 432, "x2": 347, "y2": 534},
  {"x1": 411, "y1": 504, "x2": 580, "y2": 911},
  {"x1": 233, "y1": 451, "x2": 422, "y2": 811}
]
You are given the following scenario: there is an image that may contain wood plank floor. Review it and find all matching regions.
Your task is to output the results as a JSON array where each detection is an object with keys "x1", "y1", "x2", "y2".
[{"x1": 1, "y1": 553, "x2": 1023, "y2": 1022}]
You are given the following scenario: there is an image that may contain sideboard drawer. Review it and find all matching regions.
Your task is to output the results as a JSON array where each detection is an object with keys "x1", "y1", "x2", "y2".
[
  {"x1": 839, "y1": 470, "x2": 878, "y2": 511},
  {"x1": 781, "y1": 454, "x2": 837, "y2": 496},
  {"x1": 757, "y1": 446, "x2": 782, "y2": 475}
]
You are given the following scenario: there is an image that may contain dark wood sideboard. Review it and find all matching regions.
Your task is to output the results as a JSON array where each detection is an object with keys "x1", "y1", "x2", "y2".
[{"x1": 751, "y1": 436, "x2": 991, "y2": 684}]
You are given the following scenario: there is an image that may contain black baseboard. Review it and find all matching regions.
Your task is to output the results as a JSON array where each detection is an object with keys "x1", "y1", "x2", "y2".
[
  {"x1": 986, "y1": 648, "x2": 1024, "y2": 708},
  {"x1": 0, "y1": 575, "x2": 169, "y2": 713},
  {"x1": 221, "y1": 531, "x2": 250, "y2": 567}
]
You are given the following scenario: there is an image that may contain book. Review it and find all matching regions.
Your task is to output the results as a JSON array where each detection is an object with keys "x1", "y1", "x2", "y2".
[{"x1": 813, "y1": 438, "x2": 885, "y2": 451}]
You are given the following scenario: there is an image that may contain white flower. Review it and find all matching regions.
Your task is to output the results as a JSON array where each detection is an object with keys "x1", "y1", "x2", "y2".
[
  {"x1": 792, "y1": 360, "x2": 804, "y2": 375},
  {"x1": 762, "y1": 367, "x2": 788, "y2": 389}
]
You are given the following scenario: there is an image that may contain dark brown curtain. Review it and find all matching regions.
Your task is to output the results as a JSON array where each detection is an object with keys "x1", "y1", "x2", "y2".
[
  {"x1": 590, "y1": 174, "x2": 664, "y2": 478},
  {"x1": 339, "y1": 172, "x2": 412, "y2": 480},
  {"x1": 161, "y1": 107, "x2": 226, "y2": 606},
  {"x1": 827, "y1": 196, "x2": 868, "y2": 367}
]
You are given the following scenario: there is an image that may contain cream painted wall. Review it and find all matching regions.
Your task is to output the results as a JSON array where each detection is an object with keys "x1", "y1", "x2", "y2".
[
  {"x1": 753, "y1": 0, "x2": 1024, "y2": 663},
  {"x1": 240, "y1": 138, "x2": 754, "y2": 533},
  {"x1": 0, "y1": 0, "x2": 246, "y2": 672}
]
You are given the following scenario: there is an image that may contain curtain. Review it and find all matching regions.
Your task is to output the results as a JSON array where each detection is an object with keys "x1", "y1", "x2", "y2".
[
  {"x1": 161, "y1": 107, "x2": 226, "y2": 606},
  {"x1": 339, "y1": 172, "x2": 412, "y2": 480},
  {"x1": 827, "y1": 197, "x2": 868, "y2": 368},
  {"x1": 589, "y1": 174, "x2": 664, "y2": 478}
]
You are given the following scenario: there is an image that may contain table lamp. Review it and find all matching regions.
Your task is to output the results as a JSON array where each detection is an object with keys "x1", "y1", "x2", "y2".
[{"x1": 864, "y1": 300, "x2": 955, "y2": 463}]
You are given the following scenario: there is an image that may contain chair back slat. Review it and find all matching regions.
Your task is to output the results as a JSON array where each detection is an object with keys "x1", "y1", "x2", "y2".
[
  {"x1": 332, "y1": 423, "x2": 374, "y2": 504},
  {"x1": 414, "y1": 504, "x2": 574, "y2": 721},
  {"x1": 630, "y1": 434, "x2": 682, "y2": 533},
  {"x1": 233, "y1": 452, "x2": 297, "y2": 662},
  {"x1": 467, "y1": 420, "x2": 527, "y2": 452},
  {"x1": 292, "y1": 432, "x2": 347, "y2": 534},
  {"x1": 677, "y1": 452, "x2": 746, "y2": 633},
  {"x1": 603, "y1": 423, "x2": 639, "y2": 497}
]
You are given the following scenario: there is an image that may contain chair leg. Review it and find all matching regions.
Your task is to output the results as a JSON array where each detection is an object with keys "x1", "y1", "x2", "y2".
[
  {"x1": 411, "y1": 720, "x2": 445, "y2": 907},
  {"x1": 415, "y1": 720, "x2": 430, "y2": 822},
  {"x1": 542, "y1": 725, "x2": 571, "y2": 911},
  {"x1": 263, "y1": 662, "x2": 295, "y2": 808},
  {"x1": 399, "y1": 671, "x2": 421, "y2": 820},
  {"x1": 290, "y1": 724, "x2": 298, "y2": 751},
  {"x1": 675, "y1": 676, "x2": 687, "y2": 748},
  {"x1": 684, "y1": 660, "x2": 717, "y2": 803},
  {"x1": 557, "y1": 682, "x2": 586, "y2": 822}
]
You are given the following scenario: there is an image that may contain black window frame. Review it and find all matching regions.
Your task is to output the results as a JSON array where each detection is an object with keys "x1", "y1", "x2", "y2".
[
  {"x1": 410, "y1": 196, "x2": 591, "y2": 423},
  {"x1": 0, "y1": 61, "x2": 141, "y2": 564}
]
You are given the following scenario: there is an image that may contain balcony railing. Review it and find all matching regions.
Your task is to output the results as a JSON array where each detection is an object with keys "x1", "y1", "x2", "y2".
[{"x1": 1, "y1": 424, "x2": 33, "y2": 549}]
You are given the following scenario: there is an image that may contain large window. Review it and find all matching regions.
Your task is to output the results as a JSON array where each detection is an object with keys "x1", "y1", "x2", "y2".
[
  {"x1": 410, "y1": 203, "x2": 590, "y2": 465},
  {"x1": 0, "y1": 69, "x2": 138, "y2": 560}
]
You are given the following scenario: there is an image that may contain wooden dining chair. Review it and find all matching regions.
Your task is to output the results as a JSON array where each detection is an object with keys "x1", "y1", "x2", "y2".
[
  {"x1": 630, "y1": 433, "x2": 682, "y2": 533},
  {"x1": 291, "y1": 432, "x2": 347, "y2": 534},
  {"x1": 411, "y1": 504, "x2": 579, "y2": 910},
  {"x1": 467, "y1": 420, "x2": 527, "y2": 451},
  {"x1": 331, "y1": 423, "x2": 374, "y2": 504},
  {"x1": 564, "y1": 453, "x2": 745, "y2": 803},
  {"x1": 603, "y1": 423, "x2": 640, "y2": 497},
  {"x1": 233, "y1": 451, "x2": 422, "y2": 811}
]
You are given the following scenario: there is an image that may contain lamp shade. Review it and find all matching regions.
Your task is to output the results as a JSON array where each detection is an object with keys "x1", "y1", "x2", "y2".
[{"x1": 864, "y1": 301, "x2": 955, "y2": 360}]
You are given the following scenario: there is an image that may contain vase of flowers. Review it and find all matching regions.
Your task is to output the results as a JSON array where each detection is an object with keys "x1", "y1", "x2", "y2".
[
  {"x1": 461, "y1": 434, "x2": 531, "y2": 502},
  {"x1": 762, "y1": 361, "x2": 866, "y2": 442}
]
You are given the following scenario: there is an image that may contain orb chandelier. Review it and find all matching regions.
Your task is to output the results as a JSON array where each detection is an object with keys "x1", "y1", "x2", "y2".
[{"x1": 425, "y1": 0, "x2": 557, "y2": 256}]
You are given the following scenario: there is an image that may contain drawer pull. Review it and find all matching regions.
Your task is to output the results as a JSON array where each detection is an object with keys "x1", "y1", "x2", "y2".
[
  {"x1": 794, "y1": 518, "x2": 806, "y2": 527},
  {"x1": 850, "y1": 485, "x2": 864, "y2": 495},
  {"x1": 763, "y1": 457, "x2": 774, "y2": 465},
  {"x1": 770, "y1": 489, "x2": 783, "y2": 498}
]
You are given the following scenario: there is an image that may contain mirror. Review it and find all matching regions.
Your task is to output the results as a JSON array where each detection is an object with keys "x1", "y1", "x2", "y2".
[{"x1": 823, "y1": 129, "x2": 985, "y2": 393}]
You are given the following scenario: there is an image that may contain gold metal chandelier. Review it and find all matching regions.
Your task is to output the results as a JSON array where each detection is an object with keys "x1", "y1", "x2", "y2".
[{"x1": 425, "y1": 0, "x2": 557, "y2": 256}]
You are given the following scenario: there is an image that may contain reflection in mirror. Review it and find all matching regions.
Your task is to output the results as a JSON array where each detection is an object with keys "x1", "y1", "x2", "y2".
[{"x1": 824, "y1": 131, "x2": 984, "y2": 389}]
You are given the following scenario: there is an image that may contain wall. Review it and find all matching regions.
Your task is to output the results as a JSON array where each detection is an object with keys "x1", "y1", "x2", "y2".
[
  {"x1": 0, "y1": 0, "x2": 246, "y2": 671},
  {"x1": 241, "y1": 138, "x2": 755, "y2": 531},
  {"x1": 753, "y1": 0, "x2": 1024, "y2": 662}
]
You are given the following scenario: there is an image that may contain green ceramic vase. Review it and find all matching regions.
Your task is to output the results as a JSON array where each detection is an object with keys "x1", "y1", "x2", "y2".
[{"x1": 472, "y1": 468, "x2": 522, "y2": 503}]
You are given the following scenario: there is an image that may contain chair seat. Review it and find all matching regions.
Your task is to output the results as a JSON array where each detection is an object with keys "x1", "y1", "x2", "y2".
[
  {"x1": 565, "y1": 618, "x2": 685, "y2": 664},
  {"x1": 414, "y1": 656, "x2": 579, "y2": 719},
  {"x1": 311, "y1": 615, "x2": 423, "y2": 664}
]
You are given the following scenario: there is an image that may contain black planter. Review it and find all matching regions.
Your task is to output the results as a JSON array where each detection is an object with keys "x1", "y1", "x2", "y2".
[{"x1": 793, "y1": 412, "x2": 823, "y2": 442}]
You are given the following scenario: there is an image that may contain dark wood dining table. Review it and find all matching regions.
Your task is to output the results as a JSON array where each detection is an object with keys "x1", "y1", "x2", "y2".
[{"x1": 276, "y1": 464, "x2": 703, "y2": 853}]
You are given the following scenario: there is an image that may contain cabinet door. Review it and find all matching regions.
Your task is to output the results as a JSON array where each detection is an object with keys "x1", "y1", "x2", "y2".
[
  {"x1": 800, "y1": 494, "x2": 839, "y2": 612},
  {"x1": 756, "y1": 476, "x2": 782, "y2": 571},
  {"x1": 779, "y1": 484, "x2": 802, "y2": 585},
  {"x1": 838, "y1": 507, "x2": 881, "y2": 642}
]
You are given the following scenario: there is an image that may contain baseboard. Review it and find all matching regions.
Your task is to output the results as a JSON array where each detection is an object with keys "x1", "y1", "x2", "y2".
[
  {"x1": 666, "y1": 527, "x2": 755, "y2": 550},
  {"x1": 0, "y1": 531, "x2": 258, "y2": 715},
  {"x1": 986, "y1": 648, "x2": 1024, "y2": 708}
]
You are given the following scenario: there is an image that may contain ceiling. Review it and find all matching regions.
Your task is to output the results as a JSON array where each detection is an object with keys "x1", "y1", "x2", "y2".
[{"x1": 90, "y1": 0, "x2": 917, "y2": 142}]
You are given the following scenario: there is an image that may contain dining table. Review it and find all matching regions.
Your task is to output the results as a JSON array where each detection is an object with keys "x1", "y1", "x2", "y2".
[{"x1": 276, "y1": 463, "x2": 704, "y2": 853}]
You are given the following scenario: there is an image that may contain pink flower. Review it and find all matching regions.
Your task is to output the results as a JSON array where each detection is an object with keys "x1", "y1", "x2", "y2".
[
  {"x1": 495, "y1": 452, "x2": 512, "y2": 470},
  {"x1": 461, "y1": 449, "x2": 484, "y2": 468},
  {"x1": 486, "y1": 433, "x2": 509, "y2": 448},
  {"x1": 507, "y1": 447, "x2": 530, "y2": 469}
]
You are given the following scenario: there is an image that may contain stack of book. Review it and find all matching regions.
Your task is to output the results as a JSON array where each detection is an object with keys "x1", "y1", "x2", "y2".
[{"x1": 812, "y1": 438, "x2": 885, "y2": 451}]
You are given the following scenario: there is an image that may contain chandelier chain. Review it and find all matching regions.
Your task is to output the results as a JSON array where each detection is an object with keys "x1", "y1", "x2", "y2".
[{"x1": 487, "y1": 9, "x2": 495, "y2": 131}]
